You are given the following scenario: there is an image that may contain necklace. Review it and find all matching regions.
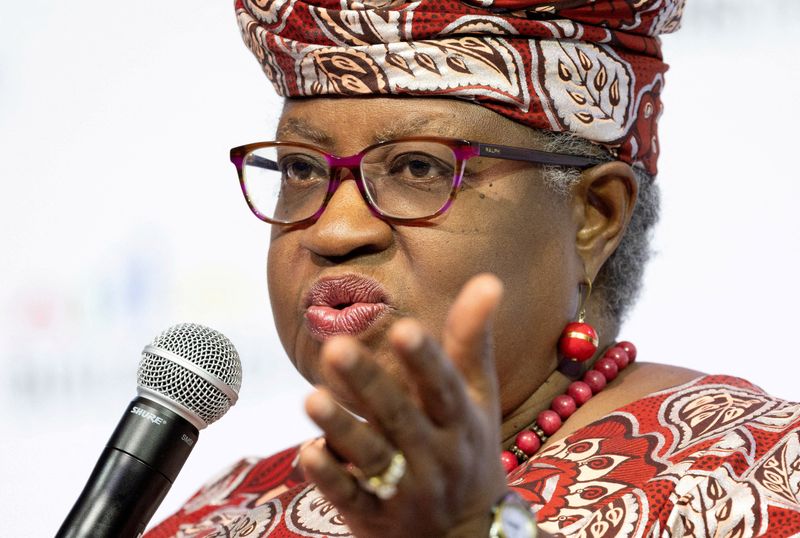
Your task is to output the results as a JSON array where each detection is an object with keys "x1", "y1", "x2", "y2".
[{"x1": 501, "y1": 341, "x2": 637, "y2": 473}]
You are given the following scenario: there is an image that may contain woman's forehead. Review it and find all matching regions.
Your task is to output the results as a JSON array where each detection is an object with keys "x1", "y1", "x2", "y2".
[{"x1": 277, "y1": 98, "x2": 543, "y2": 149}]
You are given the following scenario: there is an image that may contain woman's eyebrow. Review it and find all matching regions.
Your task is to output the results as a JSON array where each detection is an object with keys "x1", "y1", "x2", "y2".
[
  {"x1": 276, "y1": 118, "x2": 333, "y2": 145},
  {"x1": 373, "y1": 115, "x2": 452, "y2": 142},
  {"x1": 276, "y1": 114, "x2": 457, "y2": 146}
]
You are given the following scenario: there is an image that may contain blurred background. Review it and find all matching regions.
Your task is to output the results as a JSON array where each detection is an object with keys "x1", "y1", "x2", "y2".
[{"x1": 1, "y1": 0, "x2": 798, "y2": 535}]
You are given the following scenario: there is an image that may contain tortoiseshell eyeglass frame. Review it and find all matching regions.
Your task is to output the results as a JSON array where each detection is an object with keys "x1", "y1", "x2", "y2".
[{"x1": 229, "y1": 136, "x2": 602, "y2": 225}]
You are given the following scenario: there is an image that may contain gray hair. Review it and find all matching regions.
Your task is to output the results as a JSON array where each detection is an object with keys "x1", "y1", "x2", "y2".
[{"x1": 538, "y1": 132, "x2": 660, "y2": 326}]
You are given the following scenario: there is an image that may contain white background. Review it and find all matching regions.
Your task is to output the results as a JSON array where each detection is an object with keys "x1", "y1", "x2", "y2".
[{"x1": 1, "y1": 0, "x2": 798, "y2": 535}]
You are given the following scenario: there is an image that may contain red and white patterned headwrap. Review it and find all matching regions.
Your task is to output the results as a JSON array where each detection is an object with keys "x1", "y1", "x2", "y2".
[{"x1": 235, "y1": 0, "x2": 686, "y2": 175}]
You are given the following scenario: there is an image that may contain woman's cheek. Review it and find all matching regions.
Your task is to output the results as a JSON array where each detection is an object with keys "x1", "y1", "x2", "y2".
[{"x1": 267, "y1": 239, "x2": 305, "y2": 349}]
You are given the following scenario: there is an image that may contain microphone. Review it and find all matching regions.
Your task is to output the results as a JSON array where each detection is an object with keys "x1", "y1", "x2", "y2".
[{"x1": 56, "y1": 323, "x2": 242, "y2": 538}]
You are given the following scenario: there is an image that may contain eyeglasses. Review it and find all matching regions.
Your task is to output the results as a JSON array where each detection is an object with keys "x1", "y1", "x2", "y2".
[{"x1": 229, "y1": 137, "x2": 601, "y2": 225}]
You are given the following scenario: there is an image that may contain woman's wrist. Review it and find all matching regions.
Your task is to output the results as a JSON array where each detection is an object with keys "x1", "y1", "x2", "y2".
[
  {"x1": 444, "y1": 490, "x2": 539, "y2": 538},
  {"x1": 443, "y1": 512, "x2": 493, "y2": 538}
]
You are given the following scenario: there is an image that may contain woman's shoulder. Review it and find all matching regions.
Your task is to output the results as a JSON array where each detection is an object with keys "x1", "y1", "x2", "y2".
[
  {"x1": 545, "y1": 362, "x2": 704, "y2": 446},
  {"x1": 548, "y1": 363, "x2": 799, "y2": 470},
  {"x1": 607, "y1": 364, "x2": 798, "y2": 436},
  {"x1": 515, "y1": 366, "x2": 800, "y2": 536}
]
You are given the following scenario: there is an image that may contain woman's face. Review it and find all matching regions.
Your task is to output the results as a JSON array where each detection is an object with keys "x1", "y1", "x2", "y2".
[{"x1": 267, "y1": 97, "x2": 582, "y2": 416}]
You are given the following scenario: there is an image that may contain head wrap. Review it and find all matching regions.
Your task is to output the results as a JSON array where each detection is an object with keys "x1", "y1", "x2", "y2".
[{"x1": 235, "y1": 0, "x2": 685, "y2": 175}]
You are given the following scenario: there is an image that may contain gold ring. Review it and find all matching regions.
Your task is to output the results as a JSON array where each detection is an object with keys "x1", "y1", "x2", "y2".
[{"x1": 351, "y1": 451, "x2": 407, "y2": 500}]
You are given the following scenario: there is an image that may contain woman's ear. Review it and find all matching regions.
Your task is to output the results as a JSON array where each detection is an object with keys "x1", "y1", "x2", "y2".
[{"x1": 570, "y1": 161, "x2": 638, "y2": 281}]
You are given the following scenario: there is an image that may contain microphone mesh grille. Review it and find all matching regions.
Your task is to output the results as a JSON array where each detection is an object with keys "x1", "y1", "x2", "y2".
[{"x1": 137, "y1": 323, "x2": 242, "y2": 427}]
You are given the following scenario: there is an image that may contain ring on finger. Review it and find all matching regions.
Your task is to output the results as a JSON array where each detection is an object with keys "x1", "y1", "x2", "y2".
[{"x1": 351, "y1": 451, "x2": 407, "y2": 500}]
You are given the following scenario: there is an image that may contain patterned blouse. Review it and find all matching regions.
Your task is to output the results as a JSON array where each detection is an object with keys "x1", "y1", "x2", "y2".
[{"x1": 146, "y1": 376, "x2": 800, "y2": 537}]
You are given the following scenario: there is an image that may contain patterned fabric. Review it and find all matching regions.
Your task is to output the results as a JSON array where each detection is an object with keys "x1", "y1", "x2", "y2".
[
  {"x1": 146, "y1": 376, "x2": 800, "y2": 537},
  {"x1": 235, "y1": 0, "x2": 686, "y2": 175}
]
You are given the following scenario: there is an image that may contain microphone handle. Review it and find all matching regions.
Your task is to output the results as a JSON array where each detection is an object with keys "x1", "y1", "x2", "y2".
[
  {"x1": 56, "y1": 448, "x2": 172, "y2": 538},
  {"x1": 56, "y1": 397, "x2": 199, "y2": 538}
]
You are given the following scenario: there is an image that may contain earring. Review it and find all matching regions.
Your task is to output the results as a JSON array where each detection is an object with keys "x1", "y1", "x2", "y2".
[{"x1": 558, "y1": 279, "x2": 599, "y2": 363}]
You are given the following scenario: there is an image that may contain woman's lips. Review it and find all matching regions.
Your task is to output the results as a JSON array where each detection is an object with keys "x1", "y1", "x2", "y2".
[
  {"x1": 305, "y1": 303, "x2": 389, "y2": 340},
  {"x1": 304, "y1": 275, "x2": 390, "y2": 340}
]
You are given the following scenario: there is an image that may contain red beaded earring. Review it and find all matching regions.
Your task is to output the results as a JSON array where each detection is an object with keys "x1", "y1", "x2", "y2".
[{"x1": 558, "y1": 279, "x2": 599, "y2": 363}]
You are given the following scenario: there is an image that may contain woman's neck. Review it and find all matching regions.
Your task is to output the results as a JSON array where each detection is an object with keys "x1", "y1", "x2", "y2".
[
  {"x1": 499, "y1": 313, "x2": 620, "y2": 448},
  {"x1": 500, "y1": 367, "x2": 572, "y2": 447}
]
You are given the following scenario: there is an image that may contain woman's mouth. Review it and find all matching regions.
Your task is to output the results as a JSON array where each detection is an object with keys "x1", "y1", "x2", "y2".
[{"x1": 304, "y1": 275, "x2": 390, "y2": 340}]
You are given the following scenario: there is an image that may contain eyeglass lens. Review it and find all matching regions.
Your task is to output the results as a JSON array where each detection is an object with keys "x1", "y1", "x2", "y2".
[{"x1": 242, "y1": 142, "x2": 458, "y2": 223}]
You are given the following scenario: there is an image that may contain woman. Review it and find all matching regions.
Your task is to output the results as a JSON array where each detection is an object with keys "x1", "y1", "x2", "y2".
[{"x1": 147, "y1": 0, "x2": 800, "y2": 536}]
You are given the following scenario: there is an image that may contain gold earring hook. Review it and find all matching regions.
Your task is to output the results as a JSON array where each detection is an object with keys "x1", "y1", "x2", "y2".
[{"x1": 577, "y1": 279, "x2": 592, "y2": 323}]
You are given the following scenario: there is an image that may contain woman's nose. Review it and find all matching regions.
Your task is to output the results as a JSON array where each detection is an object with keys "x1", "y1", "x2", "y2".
[{"x1": 299, "y1": 175, "x2": 393, "y2": 261}]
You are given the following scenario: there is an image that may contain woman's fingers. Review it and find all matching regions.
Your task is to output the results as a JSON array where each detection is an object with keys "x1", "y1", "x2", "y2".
[
  {"x1": 305, "y1": 389, "x2": 396, "y2": 478},
  {"x1": 299, "y1": 439, "x2": 379, "y2": 515},
  {"x1": 441, "y1": 273, "x2": 504, "y2": 412},
  {"x1": 388, "y1": 318, "x2": 469, "y2": 426},
  {"x1": 321, "y1": 336, "x2": 435, "y2": 453}
]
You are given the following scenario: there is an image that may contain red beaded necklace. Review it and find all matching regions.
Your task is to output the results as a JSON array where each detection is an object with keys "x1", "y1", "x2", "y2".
[{"x1": 500, "y1": 341, "x2": 637, "y2": 473}]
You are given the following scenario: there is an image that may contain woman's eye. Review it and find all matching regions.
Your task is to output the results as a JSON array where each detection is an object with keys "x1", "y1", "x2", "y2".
[
  {"x1": 406, "y1": 158, "x2": 432, "y2": 177},
  {"x1": 390, "y1": 154, "x2": 450, "y2": 179},
  {"x1": 286, "y1": 161, "x2": 311, "y2": 179},
  {"x1": 279, "y1": 156, "x2": 324, "y2": 181}
]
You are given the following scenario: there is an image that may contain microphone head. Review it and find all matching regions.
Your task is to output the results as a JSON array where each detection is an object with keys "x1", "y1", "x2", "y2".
[{"x1": 136, "y1": 323, "x2": 242, "y2": 430}]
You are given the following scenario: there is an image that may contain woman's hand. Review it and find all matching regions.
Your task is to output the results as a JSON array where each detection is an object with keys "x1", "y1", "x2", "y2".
[{"x1": 299, "y1": 273, "x2": 510, "y2": 538}]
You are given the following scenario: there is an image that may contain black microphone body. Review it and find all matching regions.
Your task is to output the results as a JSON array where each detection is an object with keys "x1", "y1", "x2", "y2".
[{"x1": 56, "y1": 396, "x2": 199, "y2": 538}]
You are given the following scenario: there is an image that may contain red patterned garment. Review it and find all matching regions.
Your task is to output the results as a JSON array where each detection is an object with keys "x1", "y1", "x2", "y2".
[
  {"x1": 235, "y1": 0, "x2": 686, "y2": 175},
  {"x1": 146, "y1": 376, "x2": 800, "y2": 537}
]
